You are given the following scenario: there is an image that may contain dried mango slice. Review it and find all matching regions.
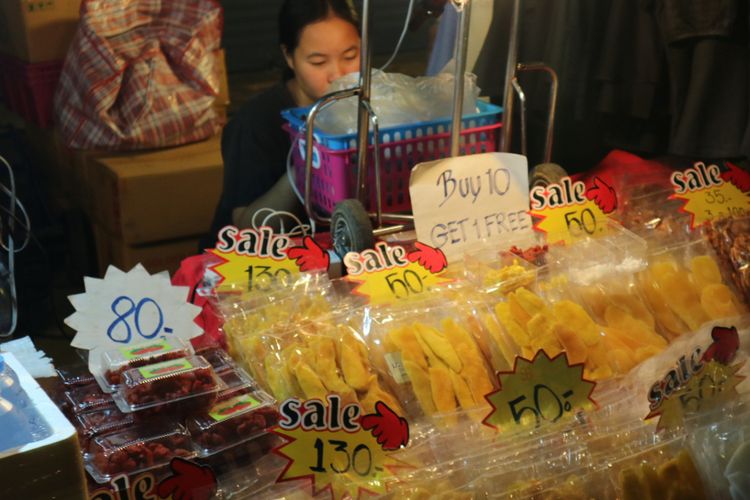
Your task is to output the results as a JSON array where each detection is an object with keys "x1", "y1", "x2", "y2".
[
  {"x1": 482, "y1": 312, "x2": 517, "y2": 370},
  {"x1": 620, "y1": 468, "x2": 644, "y2": 500},
  {"x1": 265, "y1": 353, "x2": 294, "y2": 400},
  {"x1": 675, "y1": 449, "x2": 705, "y2": 493},
  {"x1": 606, "y1": 348, "x2": 637, "y2": 374},
  {"x1": 429, "y1": 364, "x2": 457, "y2": 416},
  {"x1": 551, "y1": 301, "x2": 600, "y2": 347},
  {"x1": 403, "y1": 359, "x2": 436, "y2": 415},
  {"x1": 389, "y1": 327, "x2": 428, "y2": 370},
  {"x1": 691, "y1": 255, "x2": 723, "y2": 288},
  {"x1": 495, "y1": 302, "x2": 532, "y2": 348},
  {"x1": 652, "y1": 261, "x2": 709, "y2": 331},
  {"x1": 293, "y1": 361, "x2": 328, "y2": 401},
  {"x1": 639, "y1": 275, "x2": 687, "y2": 338},
  {"x1": 604, "y1": 305, "x2": 667, "y2": 348},
  {"x1": 640, "y1": 463, "x2": 665, "y2": 498},
  {"x1": 552, "y1": 322, "x2": 588, "y2": 365},
  {"x1": 360, "y1": 375, "x2": 403, "y2": 415},
  {"x1": 442, "y1": 318, "x2": 484, "y2": 367},
  {"x1": 340, "y1": 337, "x2": 370, "y2": 391},
  {"x1": 460, "y1": 363, "x2": 494, "y2": 405},
  {"x1": 508, "y1": 293, "x2": 533, "y2": 327},
  {"x1": 701, "y1": 283, "x2": 742, "y2": 319},
  {"x1": 415, "y1": 323, "x2": 462, "y2": 372},
  {"x1": 448, "y1": 369, "x2": 476, "y2": 409},
  {"x1": 308, "y1": 338, "x2": 357, "y2": 403},
  {"x1": 514, "y1": 288, "x2": 547, "y2": 317},
  {"x1": 527, "y1": 312, "x2": 563, "y2": 353}
]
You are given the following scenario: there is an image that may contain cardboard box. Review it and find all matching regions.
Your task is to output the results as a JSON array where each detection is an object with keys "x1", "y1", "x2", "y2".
[
  {"x1": 87, "y1": 135, "x2": 223, "y2": 245},
  {"x1": 215, "y1": 48, "x2": 230, "y2": 109},
  {"x1": 94, "y1": 224, "x2": 201, "y2": 276},
  {"x1": 0, "y1": 0, "x2": 82, "y2": 63}
]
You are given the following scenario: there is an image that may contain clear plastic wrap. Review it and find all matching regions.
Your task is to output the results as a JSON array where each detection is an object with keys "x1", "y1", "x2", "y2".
[
  {"x1": 638, "y1": 238, "x2": 747, "y2": 339},
  {"x1": 65, "y1": 384, "x2": 115, "y2": 414},
  {"x1": 76, "y1": 407, "x2": 135, "y2": 452},
  {"x1": 366, "y1": 296, "x2": 496, "y2": 425},
  {"x1": 244, "y1": 311, "x2": 401, "y2": 415},
  {"x1": 705, "y1": 216, "x2": 750, "y2": 307}
]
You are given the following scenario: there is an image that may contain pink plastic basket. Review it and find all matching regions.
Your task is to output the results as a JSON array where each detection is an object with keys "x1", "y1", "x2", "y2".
[
  {"x1": 284, "y1": 102, "x2": 503, "y2": 215},
  {"x1": 0, "y1": 54, "x2": 63, "y2": 128}
]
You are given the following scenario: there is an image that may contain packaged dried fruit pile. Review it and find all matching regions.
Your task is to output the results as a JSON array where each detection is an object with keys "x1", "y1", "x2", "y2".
[
  {"x1": 238, "y1": 311, "x2": 401, "y2": 415},
  {"x1": 705, "y1": 216, "x2": 750, "y2": 305},
  {"x1": 638, "y1": 238, "x2": 747, "y2": 339},
  {"x1": 55, "y1": 339, "x2": 280, "y2": 485},
  {"x1": 218, "y1": 273, "x2": 341, "y2": 372},
  {"x1": 367, "y1": 297, "x2": 496, "y2": 425}
]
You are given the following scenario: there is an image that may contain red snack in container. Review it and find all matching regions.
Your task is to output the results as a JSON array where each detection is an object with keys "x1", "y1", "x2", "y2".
[
  {"x1": 76, "y1": 407, "x2": 135, "y2": 452},
  {"x1": 98, "y1": 338, "x2": 193, "y2": 390},
  {"x1": 187, "y1": 389, "x2": 279, "y2": 457},
  {"x1": 86, "y1": 423, "x2": 195, "y2": 484},
  {"x1": 65, "y1": 384, "x2": 115, "y2": 415},
  {"x1": 113, "y1": 356, "x2": 222, "y2": 418}
]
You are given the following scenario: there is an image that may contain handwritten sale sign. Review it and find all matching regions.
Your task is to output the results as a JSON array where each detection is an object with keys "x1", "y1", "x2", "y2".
[{"x1": 409, "y1": 153, "x2": 532, "y2": 263}]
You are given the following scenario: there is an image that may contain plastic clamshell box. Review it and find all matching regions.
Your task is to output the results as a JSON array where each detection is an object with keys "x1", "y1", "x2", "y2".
[
  {"x1": 76, "y1": 407, "x2": 135, "y2": 452},
  {"x1": 197, "y1": 347, "x2": 235, "y2": 375},
  {"x1": 113, "y1": 355, "x2": 223, "y2": 414},
  {"x1": 0, "y1": 353, "x2": 88, "y2": 499},
  {"x1": 56, "y1": 364, "x2": 96, "y2": 388},
  {"x1": 187, "y1": 389, "x2": 279, "y2": 457},
  {"x1": 95, "y1": 337, "x2": 194, "y2": 393},
  {"x1": 216, "y1": 366, "x2": 258, "y2": 399},
  {"x1": 65, "y1": 384, "x2": 115, "y2": 414},
  {"x1": 84, "y1": 423, "x2": 195, "y2": 484}
]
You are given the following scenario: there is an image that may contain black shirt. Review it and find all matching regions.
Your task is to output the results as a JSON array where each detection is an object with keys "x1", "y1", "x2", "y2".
[{"x1": 202, "y1": 83, "x2": 296, "y2": 250}]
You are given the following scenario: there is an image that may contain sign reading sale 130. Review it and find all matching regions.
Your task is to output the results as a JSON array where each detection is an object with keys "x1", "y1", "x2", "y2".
[
  {"x1": 274, "y1": 397, "x2": 412, "y2": 499},
  {"x1": 208, "y1": 226, "x2": 331, "y2": 292}
]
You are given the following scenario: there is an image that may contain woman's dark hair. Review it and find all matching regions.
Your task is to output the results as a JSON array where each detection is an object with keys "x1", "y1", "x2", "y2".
[{"x1": 278, "y1": 0, "x2": 360, "y2": 80}]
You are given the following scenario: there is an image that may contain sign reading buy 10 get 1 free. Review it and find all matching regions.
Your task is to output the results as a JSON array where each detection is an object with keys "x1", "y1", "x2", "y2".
[{"x1": 409, "y1": 153, "x2": 533, "y2": 263}]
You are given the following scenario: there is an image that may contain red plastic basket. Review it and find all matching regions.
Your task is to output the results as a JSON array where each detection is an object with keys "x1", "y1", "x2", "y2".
[
  {"x1": 285, "y1": 111, "x2": 503, "y2": 216},
  {"x1": 0, "y1": 54, "x2": 63, "y2": 128}
]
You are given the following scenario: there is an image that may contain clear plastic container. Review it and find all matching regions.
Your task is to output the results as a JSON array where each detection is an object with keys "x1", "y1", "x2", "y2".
[
  {"x1": 56, "y1": 364, "x2": 96, "y2": 388},
  {"x1": 76, "y1": 407, "x2": 135, "y2": 452},
  {"x1": 96, "y1": 338, "x2": 193, "y2": 392},
  {"x1": 187, "y1": 389, "x2": 278, "y2": 457},
  {"x1": 216, "y1": 367, "x2": 260, "y2": 401},
  {"x1": 65, "y1": 384, "x2": 115, "y2": 415},
  {"x1": 112, "y1": 356, "x2": 223, "y2": 416},
  {"x1": 85, "y1": 423, "x2": 195, "y2": 484},
  {"x1": 196, "y1": 347, "x2": 235, "y2": 375}
]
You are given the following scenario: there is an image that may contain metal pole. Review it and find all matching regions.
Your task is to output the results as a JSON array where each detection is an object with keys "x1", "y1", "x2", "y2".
[
  {"x1": 355, "y1": 0, "x2": 373, "y2": 202},
  {"x1": 501, "y1": 0, "x2": 521, "y2": 152},
  {"x1": 450, "y1": 0, "x2": 472, "y2": 157}
]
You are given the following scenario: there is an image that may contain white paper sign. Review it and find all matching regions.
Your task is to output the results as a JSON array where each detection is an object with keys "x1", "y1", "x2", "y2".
[
  {"x1": 65, "y1": 264, "x2": 204, "y2": 355},
  {"x1": 409, "y1": 153, "x2": 532, "y2": 262}
]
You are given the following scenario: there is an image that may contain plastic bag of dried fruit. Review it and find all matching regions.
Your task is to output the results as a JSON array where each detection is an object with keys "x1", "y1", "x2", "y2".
[
  {"x1": 638, "y1": 237, "x2": 747, "y2": 340},
  {"x1": 704, "y1": 216, "x2": 750, "y2": 307},
  {"x1": 364, "y1": 295, "x2": 496, "y2": 426}
]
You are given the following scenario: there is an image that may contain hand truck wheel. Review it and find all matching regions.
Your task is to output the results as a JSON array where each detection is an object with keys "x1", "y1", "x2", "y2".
[{"x1": 331, "y1": 199, "x2": 375, "y2": 257}]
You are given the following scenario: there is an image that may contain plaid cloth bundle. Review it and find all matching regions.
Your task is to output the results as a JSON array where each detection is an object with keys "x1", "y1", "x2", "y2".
[{"x1": 54, "y1": 0, "x2": 223, "y2": 150}]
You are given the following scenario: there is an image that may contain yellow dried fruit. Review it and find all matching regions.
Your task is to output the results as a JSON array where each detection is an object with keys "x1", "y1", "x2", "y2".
[
  {"x1": 403, "y1": 359, "x2": 436, "y2": 416},
  {"x1": 293, "y1": 361, "x2": 328, "y2": 401},
  {"x1": 690, "y1": 255, "x2": 723, "y2": 288},
  {"x1": 415, "y1": 323, "x2": 463, "y2": 372},
  {"x1": 701, "y1": 283, "x2": 742, "y2": 319}
]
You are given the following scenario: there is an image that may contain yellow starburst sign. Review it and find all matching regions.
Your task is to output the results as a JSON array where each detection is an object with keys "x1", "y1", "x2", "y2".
[
  {"x1": 670, "y1": 183, "x2": 750, "y2": 229},
  {"x1": 646, "y1": 360, "x2": 745, "y2": 432},
  {"x1": 530, "y1": 199, "x2": 611, "y2": 245},
  {"x1": 273, "y1": 397, "x2": 413, "y2": 500},
  {"x1": 209, "y1": 250, "x2": 300, "y2": 293},
  {"x1": 343, "y1": 242, "x2": 452, "y2": 306},
  {"x1": 484, "y1": 350, "x2": 597, "y2": 431}
]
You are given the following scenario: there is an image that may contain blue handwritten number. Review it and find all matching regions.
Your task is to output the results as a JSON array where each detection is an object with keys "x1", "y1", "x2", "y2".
[
  {"x1": 107, "y1": 296, "x2": 136, "y2": 343},
  {"x1": 107, "y1": 296, "x2": 165, "y2": 344},
  {"x1": 134, "y1": 298, "x2": 164, "y2": 339}
]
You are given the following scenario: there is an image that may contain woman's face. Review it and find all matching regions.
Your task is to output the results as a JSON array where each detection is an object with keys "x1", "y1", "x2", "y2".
[{"x1": 284, "y1": 16, "x2": 360, "y2": 105}]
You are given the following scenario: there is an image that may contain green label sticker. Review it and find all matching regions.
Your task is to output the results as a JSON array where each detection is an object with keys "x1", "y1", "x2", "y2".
[
  {"x1": 209, "y1": 394, "x2": 261, "y2": 422},
  {"x1": 120, "y1": 339, "x2": 173, "y2": 360},
  {"x1": 138, "y1": 358, "x2": 192, "y2": 379}
]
